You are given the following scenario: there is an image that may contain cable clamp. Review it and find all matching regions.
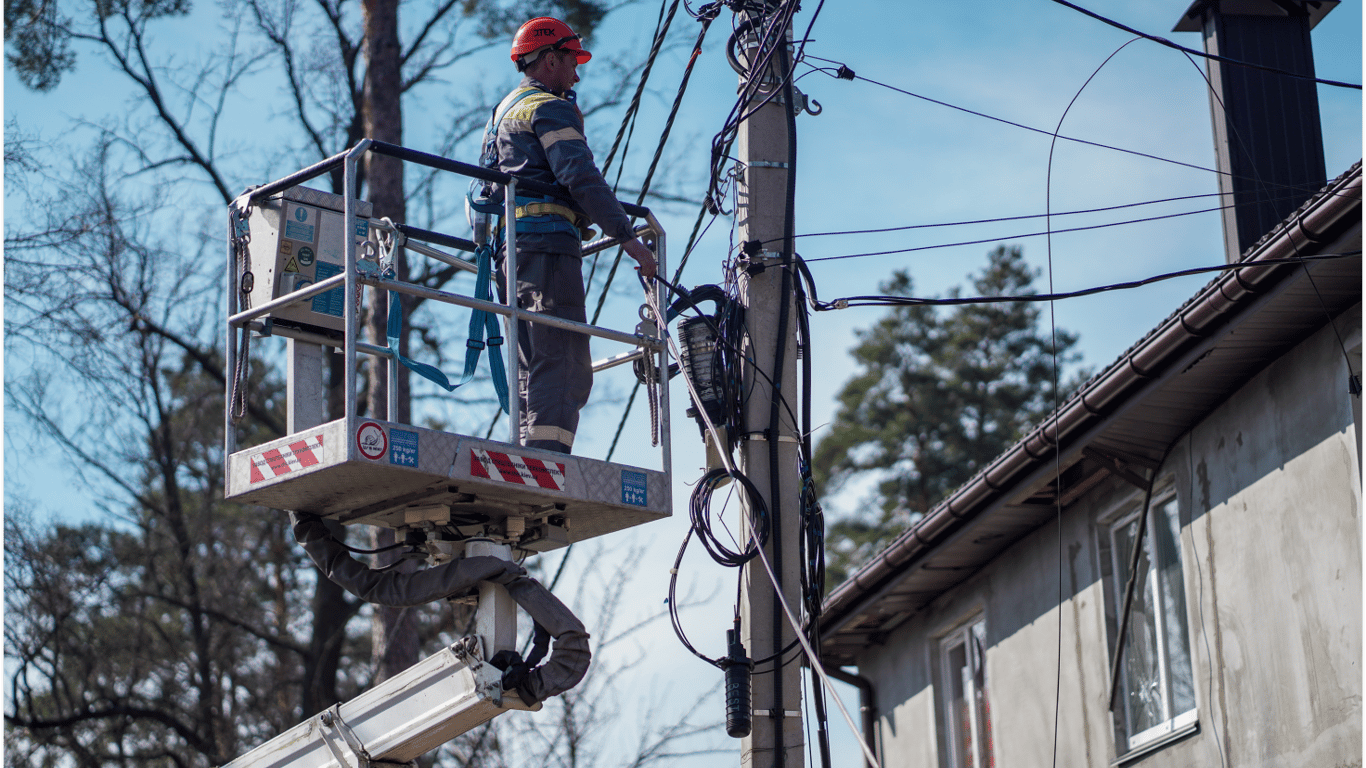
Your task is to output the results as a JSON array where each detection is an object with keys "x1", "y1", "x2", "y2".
[
  {"x1": 753, "y1": 709, "x2": 802, "y2": 718},
  {"x1": 741, "y1": 251, "x2": 786, "y2": 274},
  {"x1": 742, "y1": 431, "x2": 800, "y2": 444},
  {"x1": 319, "y1": 705, "x2": 399, "y2": 768},
  {"x1": 746, "y1": 160, "x2": 789, "y2": 169}
]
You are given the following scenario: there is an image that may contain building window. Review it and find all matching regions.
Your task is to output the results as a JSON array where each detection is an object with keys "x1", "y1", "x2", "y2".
[
  {"x1": 940, "y1": 618, "x2": 994, "y2": 768},
  {"x1": 1103, "y1": 492, "x2": 1197, "y2": 752}
]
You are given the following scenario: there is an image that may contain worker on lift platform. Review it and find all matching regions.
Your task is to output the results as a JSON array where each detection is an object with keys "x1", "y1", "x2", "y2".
[{"x1": 487, "y1": 16, "x2": 657, "y2": 455}]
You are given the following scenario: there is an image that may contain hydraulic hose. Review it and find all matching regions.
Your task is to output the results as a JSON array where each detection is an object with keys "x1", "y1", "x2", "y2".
[
  {"x1": 290, "y1": 513, "x2": 591, "y2": 705},
  {"x1": 291, "y1": 513, "x2": 526, "y2": 605}
]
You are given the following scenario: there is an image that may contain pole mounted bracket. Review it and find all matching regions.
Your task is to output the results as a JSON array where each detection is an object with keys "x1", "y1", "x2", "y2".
[{"x1": 793, "y1": 87, "x2": 822, "y2": 117}]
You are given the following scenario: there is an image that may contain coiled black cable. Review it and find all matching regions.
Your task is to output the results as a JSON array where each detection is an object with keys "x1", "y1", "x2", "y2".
[{"x1": 691, "y1": 467, "x2": 770, "y2": 567}]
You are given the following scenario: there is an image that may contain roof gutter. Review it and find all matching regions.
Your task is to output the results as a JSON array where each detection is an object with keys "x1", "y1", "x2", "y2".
[{"x1": 821, "y1": 164, "x2": 1362, "y2": 631}]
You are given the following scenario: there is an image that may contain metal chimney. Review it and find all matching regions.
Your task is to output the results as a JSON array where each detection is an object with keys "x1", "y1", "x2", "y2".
[{"x1": 1174, "y1": 0, "x2": 1337, "y2": 263}]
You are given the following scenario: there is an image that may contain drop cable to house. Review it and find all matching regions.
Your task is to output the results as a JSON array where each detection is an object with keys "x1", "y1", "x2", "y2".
[
  {"x1": 810, "y1": 251, "x2": 1360, "y2": 309},
  {"x1": 1184, "y1": 431, "x2": 1229, "y2": 768},
  {"x1": 1042, "y1": 36, "x2": 1146, "y2": 767}
]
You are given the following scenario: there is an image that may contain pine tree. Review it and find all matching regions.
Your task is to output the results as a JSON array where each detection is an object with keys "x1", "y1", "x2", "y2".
[{"x1": 813, "y1": 246, "x2": 1083, "y2": 586}]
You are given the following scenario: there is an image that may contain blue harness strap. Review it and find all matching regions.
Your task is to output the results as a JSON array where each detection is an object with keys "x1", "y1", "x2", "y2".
[{"x1": 385, "y1": 243, "x2": 509, "y2": 413}]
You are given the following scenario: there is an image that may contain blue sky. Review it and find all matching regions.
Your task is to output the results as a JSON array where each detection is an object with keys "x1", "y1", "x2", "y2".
[{"x1": 4, "y1": 0, "x2": 1361, "y2": 765}]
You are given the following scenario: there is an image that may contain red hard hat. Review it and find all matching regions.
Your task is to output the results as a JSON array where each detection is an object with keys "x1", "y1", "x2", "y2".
[{"x1": 510, "y1": 17, "x2": 592, "y2": 65}]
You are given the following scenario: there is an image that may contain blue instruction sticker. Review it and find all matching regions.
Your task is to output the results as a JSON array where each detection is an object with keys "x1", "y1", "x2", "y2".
[
  {"x1": 311, "y1": 262, "x2": 344, "y2": 317},
  {"x1": 285, "y1": 220, "x2": 316, "y2": 243},
  {"x1": 621, "y1": 470, "x2": 647, "y2": 507},
  {"x1": 389, "y1": 428, "x2": 419, "y2": 467}
]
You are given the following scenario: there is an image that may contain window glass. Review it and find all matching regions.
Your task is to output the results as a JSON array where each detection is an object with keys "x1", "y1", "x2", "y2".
[
  {"x1": 1108, "y1": 493, "x2": 1196, "y2": 751},
  {"x1": 942, "y1": 619, "x2": 994, "y2": 768}
]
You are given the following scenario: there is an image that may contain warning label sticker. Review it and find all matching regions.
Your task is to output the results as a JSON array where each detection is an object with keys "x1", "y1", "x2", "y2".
[
  {"x1": 283, "y1": 256, "x2": 299, "y2": 273},
  {"x1": 389, "y1": 429, "x2": 418, "y2": 467},
  {"x1": 621, "y1": 470, "x2": 648, "y2": 507},
  {"x1": 249, "y1": 434, "x2": 324, "y2": 484},
  {"x1": 311, "y1": 262, "x2": 344, "y2": 317},
  {"x1": 470, "y1": 448, "x2": 566, "y2": 491}
]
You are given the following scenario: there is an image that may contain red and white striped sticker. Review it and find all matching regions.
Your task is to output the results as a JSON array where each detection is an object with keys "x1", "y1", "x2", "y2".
[
  {"x1": 249, "y1": 434, "x2": 324, "y2": 484},
  {"x1": 469, "y1": 448, "x2": 566, "y2": 491}
]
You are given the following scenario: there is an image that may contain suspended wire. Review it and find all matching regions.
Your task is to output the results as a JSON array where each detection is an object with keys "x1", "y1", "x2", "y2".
[
  {"x1": 804, "y1": 58, "x2": 1353, "y2": 195},
  {"x1": 799, "y1": 201, "x2": 1238, "y2": 263},
  {"x1": 586, "y1": 0, "x2": 681, "y2": 297},
  {"x1": 600, "y1": 0, "x2": 679, "y2": 180},
  {"x1": 797, "y1": 200, "x2": 1263, "y2": 263},
  {"x1": 783, "y1": 187, "x2": 1341, "y2": 241},
  {"x1": 590, "y1": 4, "x2": 720, "y2": 326},
  {"x1": 1041, "y1": 36, "x2": 1142, "y2": 768},
  {"x1": 814, "y1": 252, "x2": 1359, "y2": 309},
  {"x1": 1048, "y1": 0, "x2": 1362, "y2": 90}
]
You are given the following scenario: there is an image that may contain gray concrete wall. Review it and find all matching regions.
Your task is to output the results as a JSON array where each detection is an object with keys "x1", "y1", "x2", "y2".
[{"x1": 855, "y1": 306, "x2": 1360, "y2": 768}]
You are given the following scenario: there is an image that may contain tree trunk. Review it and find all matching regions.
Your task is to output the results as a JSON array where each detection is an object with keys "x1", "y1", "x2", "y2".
[{"x1": 362, "y1": 0, "x2": 419, "y2": 683}]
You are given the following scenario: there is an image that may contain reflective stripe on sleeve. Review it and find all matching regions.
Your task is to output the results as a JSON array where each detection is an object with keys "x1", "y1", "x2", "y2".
[{"x1": 539, "y1": 126, "x2": 586, "y2": 151}]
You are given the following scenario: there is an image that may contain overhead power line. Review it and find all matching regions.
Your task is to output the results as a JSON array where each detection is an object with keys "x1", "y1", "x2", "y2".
[
  {"x1": 785, "y1": 187, "x2": 1346, "y2": 243},
  {"x1": 801, "y1": 199, "x2": 1247, "y2": 262},
  {"x1": 1048, "y1": 0, "x2": 1362, "y2": 90},
  {"x1": 805, "y1": 57, "x2": 1354, "y2": 192}
]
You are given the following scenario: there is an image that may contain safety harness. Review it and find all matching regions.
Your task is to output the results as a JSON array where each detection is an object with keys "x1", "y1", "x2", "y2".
[
  {"x1": 467, "y1": 86, "x2": 590, "y2": 239},
  {"x1": 378, "y1": 225, "x2": 510, "y2": 413}
]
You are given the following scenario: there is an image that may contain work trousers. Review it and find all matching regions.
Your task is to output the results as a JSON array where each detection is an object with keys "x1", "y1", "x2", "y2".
[{"x1": 494, "y1": 249, "x2": 592, "y2": 453}]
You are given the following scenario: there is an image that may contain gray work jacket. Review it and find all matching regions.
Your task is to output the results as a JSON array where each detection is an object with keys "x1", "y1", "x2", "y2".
[{"x1": 494, "y1": 76, "x2": 635, "y2": 255}]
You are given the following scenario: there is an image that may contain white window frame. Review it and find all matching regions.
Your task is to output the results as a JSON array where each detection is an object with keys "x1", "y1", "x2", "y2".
[
  {"x1": 1102, "y1": 488, "x2": 1197, "y2": 756},
  {"x1": 938, "y1": 617, "x2": 994, "y2": 768}
]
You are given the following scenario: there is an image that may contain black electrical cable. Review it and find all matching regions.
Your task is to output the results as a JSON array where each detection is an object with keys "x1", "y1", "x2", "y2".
[
  {"x1": 1048, "y1": 0, "x2": 1362, "y2": 90},
  {"x1": 782, "y1": 187, "x2": 1350, "y2": 242},
  {"x1": 600, "y1": 0, "x2": 679, "y2": 179},
  {"x1": 668, "y1": 467, "x2": 775, "y2": 667},
  {"x1": 797, "y1": 184, "x2": 1362, "y2": 265},
  {"x1": 590, "y1": 6, "x2": 719, "y2": 326},
  {"x1": 1042, "y1": 36, "x2": 1147, "y2": 767},
  {"x1": 800, "y1": 198, "x2": 1299, "y2": 263},
  {"x1": 815, "y1": 64, "x2": 1352, "y2": 194},
  {"x1": 763, "y1": 32, "x2": 800, "y2": 768},
  {"x1": 705, "y1": 0, "x2": 804, "y2": 199},
  {"x1": 813, "y1": 251, "x2": 1360, "y2": 309},
  {"x1": 693, "y1": 467, "x2": 771, "y2": 567}
]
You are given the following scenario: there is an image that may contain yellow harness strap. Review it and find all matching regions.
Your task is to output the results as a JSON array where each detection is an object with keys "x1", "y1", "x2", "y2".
[{"x1": 515, "y1": 201, "x2": 587, "y2": 227}]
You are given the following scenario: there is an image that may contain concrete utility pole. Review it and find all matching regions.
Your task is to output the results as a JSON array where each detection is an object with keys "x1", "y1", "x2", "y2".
[{"x1": 736, "y1": 11, "x2": 804, "y2": 768}]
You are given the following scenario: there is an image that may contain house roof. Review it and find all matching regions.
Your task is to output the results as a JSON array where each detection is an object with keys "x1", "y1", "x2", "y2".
[{"x1": 819, "y1": 162, "x2": 1363, "y2": 666}]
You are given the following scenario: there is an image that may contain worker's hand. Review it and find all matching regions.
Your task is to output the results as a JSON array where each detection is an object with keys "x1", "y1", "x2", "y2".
[{"x1": 624, "y1": 238, "x2": 657, "y2": 282}]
